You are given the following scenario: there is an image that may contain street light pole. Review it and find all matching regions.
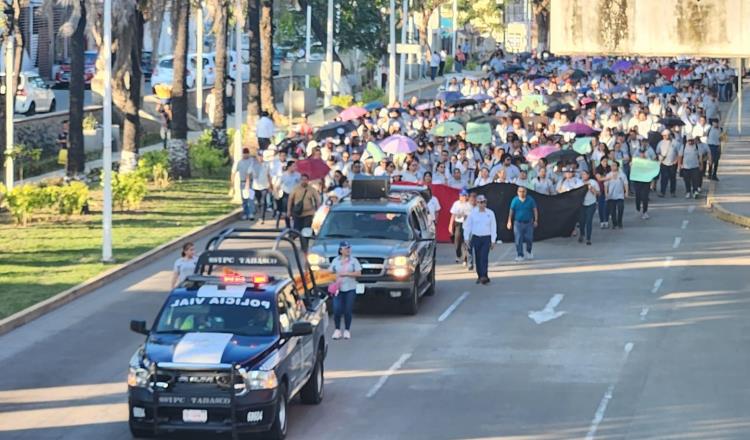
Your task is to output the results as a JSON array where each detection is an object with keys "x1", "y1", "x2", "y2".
[
  {"x1": 232, "y1": 0, "x2": 243, "y2": 203},
  {"x1": 388, "y1": 0, "x2": 396, "y2": 105},
  {"x1": 305, "y1": 3, "x2": 311, "y2": 88},
  {"x1": 196, "y1": 4, "x2": 203, "y2": 122},
  {"x1": 451, "y1": 0, "x2": 457, "y2": 57},
  {"x1": 4, "y1": 31, "x2": 14, "y2": 190},
  {"x1": 102, "y1": 0, "x2": 113, "y2": 262},
  {"x1": 398, "y1": 0, "x2": 407, "y2": 101},
  {"x1": 324, "y1": 0, "x2": 334, "y2": 106}
]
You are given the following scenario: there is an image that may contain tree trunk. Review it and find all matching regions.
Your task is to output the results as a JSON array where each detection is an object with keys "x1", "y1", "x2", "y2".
[
  {"x1": 119, "y1": 9, "x2": 144, "y2": 172},
  {"x1": 245, "y1": 0, "x2": 261, "y2": 147},
  {"x1": 67, "y1": 0, "x2": 87, "y2": 177},
  {"x1": 210, "y1": 0, "x2": 228, "y2": 154},
  {"x1": 296, "y1": 0, "x2": 348, "y2": 75},
  {"x1": 169, "y1": 0, "x2": 190, "y2": 178},
  {"x1": 259, "y1": 0, "x2": 275, "y2": 117},
  {"x1": 12, "y1": 0, "x2": 24, "y2": 90},
  {"x1": 149, "y1": 0, "x2": 166, "y2": 67}
]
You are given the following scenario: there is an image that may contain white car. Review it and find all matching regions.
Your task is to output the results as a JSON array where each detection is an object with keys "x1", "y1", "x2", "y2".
[
  {"x1": 227, "y1": 52, "x2": 250, "y2": 82},
  {"x1": 150, "y1": 53, "x2": 216, "y2": 89},
  {"x1": 1, "y1": 71, "x2": 56, "y2": 115}
]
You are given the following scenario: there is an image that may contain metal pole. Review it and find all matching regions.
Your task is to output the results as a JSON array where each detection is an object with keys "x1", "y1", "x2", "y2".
[
  {"x1": 526, "y1": 0, "x2": 532, "y2": 53},
  {"x1": 388, "y1": 0, "x2": 396, "y2": 104},
  {"x1": 739, "y1": 58, "x2": 743, "y2": 135},
  {"x1": 232, "y1": 0, "x2": 243, "y2": 203},
  {"x1": 305, "y1": 4, "x2": 311, "y2": 88},
  {"x1": 324, "y1": 0, "x2": 334, "y2": 106},
  {"x1": 196, "y1": 4, "x2": 203, "y2": 122},
  {"x1": 451, "y1": 0, "x2": 457, "y2": 57},
  {"x1": 407, "y1": 6, "x2": 413, "y2": 80},
  {"x1": 4, "y1": 35, "x2": 13, "y2": 190},
  {"x1": 102, "y1": 0, "x2": 113, "y2": 262},
  {"x1": 398, "y1": 0, "x2": 407, "y2": 101},
  {"x1": 289, "y1": 60, "x2": 294, "y2": 122}
]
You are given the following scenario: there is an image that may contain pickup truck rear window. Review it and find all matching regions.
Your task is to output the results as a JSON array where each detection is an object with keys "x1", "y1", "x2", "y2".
[{"x1": 317, "y1": 211, "x2": 411, "y2": 241}]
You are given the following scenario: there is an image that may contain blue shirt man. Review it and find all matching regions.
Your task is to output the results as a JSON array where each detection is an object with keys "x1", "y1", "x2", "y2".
[{"x1": 507, "y1": 186, "x2": 539, "y2": 261}]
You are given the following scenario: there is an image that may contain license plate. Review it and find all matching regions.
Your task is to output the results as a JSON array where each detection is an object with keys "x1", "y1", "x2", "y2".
[
  {"x1": 182, "y1": 409, "x2": 208, "y2": 423},
  {"x1": 355, "y1": 284, "x2": 365, "y2": 294}
]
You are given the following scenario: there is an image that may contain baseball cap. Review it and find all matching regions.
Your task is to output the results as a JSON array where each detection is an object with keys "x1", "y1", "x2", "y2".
[
  {"x1": 460, "y1": 189, "x2": 469, "y2": 196},
  {"x1": 339, "y1": 241, "x2": 351, "y2": 249},
  {"x1": 476, "y1": 195, "x2": 487, "y2": 202}
]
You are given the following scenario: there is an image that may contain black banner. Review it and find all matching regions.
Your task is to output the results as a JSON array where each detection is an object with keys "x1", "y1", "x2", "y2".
[{"x1": 472, "y1": 183, "x2": 587, "y2": 242}]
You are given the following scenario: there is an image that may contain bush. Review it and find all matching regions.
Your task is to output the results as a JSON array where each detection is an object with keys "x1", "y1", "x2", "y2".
[
  {"x1": 466, "y1": 59, "x2": 478, "y2": 71},
  {"x1": 445, "y1": 57, "x2": 454, "y2": 74},
  {"x1": 189, "y1": 141, "x2": 224, "y2": 177},
  {"x1": 137, "y1": 150, "x2": 170, "y2": 188},
  {"x1": 361, "y1": 87, "x2": 385, "y2": 104},
  {"x1": 4, "y1": 184, "x2": 45, "y2": 225},
  {"x1": 108, "y1": 172, "x2": 148, "y2": 211},
  {"x1": 83, "y1": 114, "x2": 98, "y2": 131},
  {"x1": 54, "y1": 181, "x2": 90, "y2": 216},
  {"x1": 331, "y1": 95, "x2": 354, "y2": 108},
  {"x1": 152, "y1": 163, "x2": 170, "y2": 188},
  {"x1": 310, "y1": 76, "x2": 321, "y2": 90}
]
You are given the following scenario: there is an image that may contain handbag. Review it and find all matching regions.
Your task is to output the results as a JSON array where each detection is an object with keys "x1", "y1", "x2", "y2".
[
  {"x1": 292, "y1": 188, "x2": 308, "y2": 217},
  {"x1": 327, "y1": 280, "x2": 341, "y2": 297}
]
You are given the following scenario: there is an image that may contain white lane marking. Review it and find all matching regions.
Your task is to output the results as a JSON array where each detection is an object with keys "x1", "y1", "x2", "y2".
[
  {"x1": 681, "y1": 220, "x2": 689, "y2": 230},
  {"x1": 438, "y1": 291, "x2": 471, "y2": 322},
  {"x1": 688, "y1": 205, "x2": 695, "y2": 213},
  {"x1": 585, "y1": 343, "x2": 634, "y2": 440},
  {"x1": 640, "y1": 307, "x2": 649, "y2": 321},
  {"x1": 366, "y1": 353, "x2": 412, "y2": 398},
  {"x1": 651, "y1": 278, "x2": 663, "y2": 294},
  {"x1": 528, "y1": 294, "x2": 566, "y2": 324},
  {"x1": 673, "y1": 237, "x2": 682, "y2": 249},
  {"x1": 663, "y1": 256, "x2": 673, "y2": 268}
]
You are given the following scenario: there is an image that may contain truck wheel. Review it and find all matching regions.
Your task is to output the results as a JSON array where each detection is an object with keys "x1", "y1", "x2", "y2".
[
  {"x1": 267, "y1": 383, "x2": 288, "y2": 440},
  {"x1": 128, "y1": 421, "x2": 154, "y2": 438},
  {"x1": 402, "y1": 275, "x2": 419, "y2": 315},
  {"x1": 300, "y1": 349, "x2": 324, "y2": 404},
  {"x1": 424, "y1": 260, "x2": 436, "y2": 297},
  {"x1": 25, "y1": 102, "x2": 35, "y2": 116}
]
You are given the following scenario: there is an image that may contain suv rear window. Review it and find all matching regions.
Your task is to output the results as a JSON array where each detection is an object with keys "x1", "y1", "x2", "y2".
[
  {"x1": 159, "y1": 59, "x2": 173, "y2": 69},
  {"x1": 318, "y1": 211, "x2": 412, "y2": 241}
]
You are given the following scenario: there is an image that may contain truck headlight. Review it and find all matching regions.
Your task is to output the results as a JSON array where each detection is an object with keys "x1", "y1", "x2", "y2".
[
  {"x1": 307, "y1": 253, "x2": 326, "y2": 270},
  {"x1": 242, "y1": 370, "x2": 278, "y2": 390},
  {"x1": 387, "y1": 254, "x2": 414, "y2": 278},
  {"x1": 127, "y1": 367, "x2": 150, "y2": 388}
]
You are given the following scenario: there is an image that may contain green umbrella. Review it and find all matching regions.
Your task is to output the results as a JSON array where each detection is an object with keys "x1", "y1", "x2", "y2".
[
  {"x1": 516, "y1": 94, "x2": 546, "y2": 113},
  {"x1": 572, "y1": 137, "x2": 594, "y2": 155},
  {"x1": 430, "y1": 121, "x2": 464, "y2": 137},
  {"x1": 366, "y1": 141, "x2": 385, "y2": 162},
  {"x1": 465, "y1": 122, "x2": 492, "y2": 145}
]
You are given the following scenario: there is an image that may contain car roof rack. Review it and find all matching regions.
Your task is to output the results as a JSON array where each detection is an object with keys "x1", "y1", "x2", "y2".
[{"x1": 199, "y1": 228, "x2": 317, "y2": 297}]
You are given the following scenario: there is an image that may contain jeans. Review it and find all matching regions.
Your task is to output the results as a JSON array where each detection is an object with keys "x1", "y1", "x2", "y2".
[
  {"x1": 597, "y1": 193, "x2": 608, "y2": 223},
  {"x1": 453, "y1": 222, "x2": 466, "y2": 261},
  {"x1": 254, "y1": 188, "x2": 270, "y2": 220},
  {"x1": 709, "y1": 144, "x2": 721, "y2": 178},
  {"x1": 333, "y1": 289, "x2": 356, "y2": 330},
  {"x1": 439, "y1": 61, "x2": 445, "y2": 76},
  {"x1": 607, "y1": 199, "x2": 624, "y2": 227},
  {"x1": 682, "y1": 167, "x2": 700, "y2": 194},
  {"x1": 430, "y1": 66, "x2": 437, "y2": 81},
  {"x1": 513, "y1": 221, "x2": 533, "y2": 257},
  {"x1": 293, "y1": 215, "x2": 313, "y2": 252},
  {"x1": 634, "y1": 182, "x2": 650, "y2": 213},
  {"x1": 455, "y1": 61, "x2": 463, "y2": 73},
  {"x1": 242, "y1": 193, "x2": 255, "y2": 219},
  {"x1": 579, "y1": 204, "x2": 596, "y2": 241},
  {"x1": 470, "y1": 235, "x2": 491, "y2": 279},
  {"x1": 659, "y1": 163, "x2": 677, "y2": 195},
  {"x1": 276, "y1": 193, "x2": 290, "y2": 228}
]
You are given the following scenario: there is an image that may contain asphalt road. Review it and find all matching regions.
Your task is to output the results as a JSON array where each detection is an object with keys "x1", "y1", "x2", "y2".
[{"x1": 1, "y1": 194, "x2": 749, "y2": 440}]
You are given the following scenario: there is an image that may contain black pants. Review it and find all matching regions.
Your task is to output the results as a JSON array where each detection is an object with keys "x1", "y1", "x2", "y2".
[
  {"x1": 682, "y1": 167, "x2": 700, "y2": 194},
  {"x1": 276, "y1": 193, "x2": 290, "y2": 229},
  {"x1": 471, "y1": 235, "x2": 491, "y2": 279},
  {"x1": 708, "y1": 144, "x2": 721, "y2": 178},
  {"x1": 607, "y1": 199, "x2": 624, "y2": 227},
  {"x1": 293, "y1": 215, "x2": 313, "y2": 252},
  {"x1": 254, "y1": 189, "x2": 269, "y2": 220},
  {"x1": 438, "y1": 61, "x2": 445, "y2": 76},
  {"x1": 659, "y1": 164, "x2": 677, "y2": 195},
  {"x1": 258, "y1": 137, "x2": 271, "y2": 151},
  {"x1": 453, "y1": 222, "x2": 465, "y2": 261},
  {"x1": 634, "y1": 182, "x2": 650, "y2": 213}
]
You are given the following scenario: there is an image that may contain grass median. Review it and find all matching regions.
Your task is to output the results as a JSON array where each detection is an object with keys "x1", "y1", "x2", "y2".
[{"x1": 0, "y1": 177, "x2": 236, "y2": 320}]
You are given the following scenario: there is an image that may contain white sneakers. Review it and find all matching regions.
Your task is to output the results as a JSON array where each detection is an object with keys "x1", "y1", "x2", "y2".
[
  {"x1": 515, "y1": 256, "x2": 524, "y2": 262},
  {"x1": 685, "y1": 193, "x2": 692, "y2": 198},
  {"x1": 641, "y1": 212, "x2": 650, "y2": 220},
  {"x1": 332, "y1": 329, "x2": 351, "y2": 340},
  {"x1": 526, "y1": 252, "x2": 534, "y2": 260}
]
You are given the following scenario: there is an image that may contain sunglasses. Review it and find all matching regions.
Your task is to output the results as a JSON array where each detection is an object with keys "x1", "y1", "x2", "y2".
[{"x1": 478, "y1": 200, "x2": 487, "y2": 204}]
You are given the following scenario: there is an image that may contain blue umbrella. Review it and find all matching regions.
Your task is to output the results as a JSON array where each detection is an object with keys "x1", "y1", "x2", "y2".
[
  {"x1": 651, "y1": 85, "x2": 677, "y2": 95},
  {"x1": 471, "y1": 93, "x2": 492, "y2": 101},
  {"x1": 436, "y1": 91, "x2": 462, "y2": 102},
  {"x1": 607, "y1": 84, "x2": 630, "y2": 94},
  {"x1": 364, "y1": 101, "x2": 384, "y2": 111}
]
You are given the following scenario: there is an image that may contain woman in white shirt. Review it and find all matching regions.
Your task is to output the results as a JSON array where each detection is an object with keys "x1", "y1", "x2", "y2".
[
  {"x1": 330, "y1": 242, "x2": 362, "y2": 340},
  {"x1": 251, "y1": 157, "x2": 274, "y2": 224},
  {"x1": 578, "y1": 170, "x2": 599, "y2": 245},
  {"x1": 432, "y1": 162, "x2": 449, "y2": 184},
  {"x1": 401, "y1": 160, "x2": 422, "y2": 183},
  {"x1": 278, "y1": 162, "x2": 300, "y2": 229},
  {"x1": 473, "y1": 167, "x2": 493, "y2": 187},
  {"x1": 172, "y1": 242, "x2": 197, "y2": 288}
]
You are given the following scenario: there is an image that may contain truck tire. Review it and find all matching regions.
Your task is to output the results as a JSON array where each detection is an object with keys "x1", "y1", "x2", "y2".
[
  {"x1": 402, "y1": 275, "x2": 419, "y2": 315},
  {"x1": 267, "y1": 383, "x2": 288, "y2": 440},
  {"x1": 300, "y1": 349, "x2": 324, "y2": 404},
  {"x1": 424, "y1": 260, "x2": 436, "y2": 297}
]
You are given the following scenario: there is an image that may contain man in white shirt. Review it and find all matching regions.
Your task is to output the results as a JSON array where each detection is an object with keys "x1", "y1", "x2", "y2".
[
  {"x1": 256, "y1": 111, "x2": 275, "y2": 151},
  {"x1": 463, "y1": 194, "x2": 497, "y2": 285},
  {"x1": 449, "y1": 190, "x2": 472, "y2": 266},
  {"x1": 438, "y1": 49, "x2": 447, "y2": 77},
  {"x1": 657, "y1": 129, "x2": 679, "y2": 197}
]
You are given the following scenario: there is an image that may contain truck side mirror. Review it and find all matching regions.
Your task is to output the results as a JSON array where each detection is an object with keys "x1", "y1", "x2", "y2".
[{"x1": 130, "y1": 320, "x2": 149, "y2": 335}]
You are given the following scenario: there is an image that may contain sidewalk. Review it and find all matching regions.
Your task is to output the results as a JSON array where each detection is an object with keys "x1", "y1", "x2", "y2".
[
  {"x1": 17, "y1": 71, "x2": 474, "y2": 186},
  {"x1": 707, "y1": 81, "x2": 750, "y2": 227}
]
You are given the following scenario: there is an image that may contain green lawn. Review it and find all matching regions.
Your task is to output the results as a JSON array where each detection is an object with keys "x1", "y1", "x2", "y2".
[{"x1": 0, "y1": 178, "x2": 236, "y2": 320}]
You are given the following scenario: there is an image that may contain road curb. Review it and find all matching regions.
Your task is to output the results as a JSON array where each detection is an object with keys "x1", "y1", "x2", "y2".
[
  {"x1": 0, "y1": 208, "x2": 243, "y2": 336},
  {"x1": 706, "y1": 181, "x2": 750, "y2": 228}
]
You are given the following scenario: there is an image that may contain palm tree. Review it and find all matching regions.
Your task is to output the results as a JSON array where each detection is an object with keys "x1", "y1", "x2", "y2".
[
  {"x1": 259, "y1": 0, "x2": 275, "y2": 117},
  {"x1": 245, "y1": 0, "x2": 261, "y2": 148},
  {"x1": 208, "y1": 0, "x2": 228, "y2": 152},
  {"x1": 168, "y1": 0, "x2": 190, "y2": 178}
]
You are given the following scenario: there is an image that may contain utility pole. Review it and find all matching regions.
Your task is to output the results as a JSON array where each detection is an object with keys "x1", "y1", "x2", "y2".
[
  {"x1": 388, "y1": 0, "x2": 396, "y2": 104},
  {"x1": 305, "y1": 3, "x2": 311, "y2": 88},
  {"x1": 196, "y1": 4, "x2": 203, "y2": 122},
  {"x1": 324, "y1": 0, "x2": 334, "y2": 106},
  {"x1": 232, "y1": 0, "x2": 243, "y2": 203},
  {"x1": 451, "y1": 0, "x2": 457, "y2": 57},
  {"x1": 102, "y1": 0, "x2": 113, "y2": 262},
  {"x1": 398, "y1": 0, "x2": 407, "y2": 101},
  {"x1": 4, "y1": 5, "x2": 14, "y2": 190}
]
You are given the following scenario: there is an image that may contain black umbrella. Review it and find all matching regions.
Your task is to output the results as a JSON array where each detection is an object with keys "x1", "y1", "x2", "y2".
[
  {"x1": 453, "y1": 111, "x2": 484, "y2": 124},
  {"x1": 545, "y1": 103, "x2": 574, "y2": 116},
  {"x1": 546, "y1": 149, "x2": 582, "y2": 164},
  {"x1": 610, "y1": 97, "x2": 637, "y2": 108},
  {"x1": 569, "y1": 69, "x2": 586, "y2": 80},
  {"x1": 277, "y1": 135, "x2": 306, "y2": 153},
  {"x1": 469, "y1": 114, "x2": 500, "y2": 127},
  {"x1": 505, "y1": 64, "x2": 525, "y2": 72},
  {"x1": 448, "y1": 98, "x2": 479, "y2": 109},
  {"x1": 660, "y1": 117, "x2": 685, "y2": 127},
  {"x1": 314, "y1": 120, "x2": 357, "y2": 141},
  {"x1": 595, "y1": 68, "x2": 615, "y2": 76}
]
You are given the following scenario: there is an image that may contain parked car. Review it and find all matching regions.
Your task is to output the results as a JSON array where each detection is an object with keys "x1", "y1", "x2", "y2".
[
  {"x1": 1, "y1": 71, "x2": 56, "y2": 115},
  {"x1": 150, "y1": 53, "x2": 216, "y2": 89},
  {"x1": 141, "y1": 51, "x2": 153, "y2": 81},
  {"x1": 53, "y1": 50, "x2": 97, "y2": 87},
  {"x1": 228, "y1": 52, "x2": 250, "y2": 82}
]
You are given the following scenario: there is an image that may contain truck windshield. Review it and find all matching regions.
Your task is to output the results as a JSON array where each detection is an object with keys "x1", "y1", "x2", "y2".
[
  {"x1": 317, "y1": 211, "x2": 411, "y2": 241},
  {"x1": 154, "y1": 296, "x2": 276, "y2": 336}
]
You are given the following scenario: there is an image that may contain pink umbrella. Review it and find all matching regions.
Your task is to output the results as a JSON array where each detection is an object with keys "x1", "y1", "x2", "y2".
[
  {"x1": 526, "y1": 145, "x2": 559, "y2": 162},
  {"x1": 339, "y1": 106, "x2": 368, "y2": 121},
  {"x1": 561, "y1": 123, "x2": 600, "y2": 136},
  {"x1": 380, "y1": 135, "x2": 418, "y2": 154}
]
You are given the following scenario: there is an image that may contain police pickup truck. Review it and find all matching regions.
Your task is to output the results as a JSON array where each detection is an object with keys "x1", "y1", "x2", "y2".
[
  {"x1": 304, "y1": 177, "x2": 437, "y2": 315},
  {"x1": 128, "y1": 228, "x2": 328, "y2": 439}
]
